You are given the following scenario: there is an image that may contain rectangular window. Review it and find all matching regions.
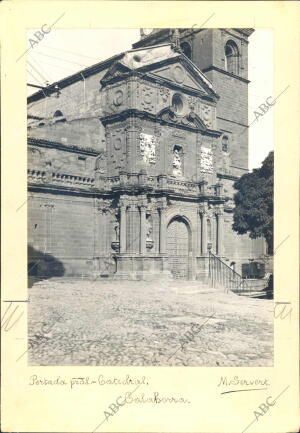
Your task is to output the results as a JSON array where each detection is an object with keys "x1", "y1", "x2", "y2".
[{"x1": 78, "y1": 155, "x2": 86, "y2": 169}]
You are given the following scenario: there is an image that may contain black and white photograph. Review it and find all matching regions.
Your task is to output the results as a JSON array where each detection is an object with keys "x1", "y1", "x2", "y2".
[{"x1": 26, "y1": 27, "x2": 274, "y2": 367}]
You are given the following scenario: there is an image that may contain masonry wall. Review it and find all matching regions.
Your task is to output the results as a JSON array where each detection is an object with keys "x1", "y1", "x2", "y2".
[
  {"x1": 191, "y1": 28, "x2": 250, "y2": 176},
  {"x1": 28, "y1": 193, "x2": 96, "y2": 277},
  {"x1": 221, "y1": 176, "x2": 267, "y2": 273},
  {"x1": 28, "y1": 69, "x2": 108, "y2": 120},
  {"x1": 204, "y1": 71, "x2": 249, "y2": 175},
  {"x1": 28, "y1": 118, "x2": 105, "y2": 153}
]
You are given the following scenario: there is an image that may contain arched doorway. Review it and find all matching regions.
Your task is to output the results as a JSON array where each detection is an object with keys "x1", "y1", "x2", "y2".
[{"x1": 166, "y1": 217, "x2": 190, "y2": 279}]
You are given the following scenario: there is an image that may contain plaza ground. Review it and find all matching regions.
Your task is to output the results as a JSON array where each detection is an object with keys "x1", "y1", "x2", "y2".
[{"x1": 28, "y1": 279, "x2": 273, "y2": 366}]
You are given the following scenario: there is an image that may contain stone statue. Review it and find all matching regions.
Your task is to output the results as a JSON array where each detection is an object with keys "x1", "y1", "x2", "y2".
[
  {"x1": 114, "y1": 223, "x2": 119, "y2": 241},
  {"x1": 146, "y1": 216, "x2": 153, "y2": 240},
  {"x1": 173, "y1": 149, "x2": 182, "y2": 176},
  {"x1": 95, "y1": 152, "x2": 107, "y2": 174},
  {"x1": 140, "y1": 133, "x2": 156, "y2": 164},
  {"x1": 113, "y1": 215, "x2": 120, "y2": 241}
]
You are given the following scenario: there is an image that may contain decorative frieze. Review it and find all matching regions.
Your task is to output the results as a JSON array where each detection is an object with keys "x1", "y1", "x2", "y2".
[
  {"x1": 159, "y1": 86, "x2": 170, "y2": 103},
  {"x1": 140, "y1": 85, "x2": 156, "y2": 112},
  {"x1": 188, "y1": 95, "x2": 197, "y2": 111},
  {"x1": 201, "y1": 104, "x2": 213, "y2": 128}
]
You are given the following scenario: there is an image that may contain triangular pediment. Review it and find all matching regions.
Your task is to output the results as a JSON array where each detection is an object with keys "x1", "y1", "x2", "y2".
[
  {"x1": 146, "y1": 57, "x2": 217, "y2": 99},
  {"x1": 101, "y1": 44, "x2": 218, "y2": 100}
]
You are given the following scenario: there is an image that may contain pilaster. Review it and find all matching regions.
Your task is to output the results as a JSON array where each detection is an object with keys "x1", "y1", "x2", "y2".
[
  {"x1": 139, "y1": 204, "x2": 147, "y2": 254},
  {"x1": 215, "y1": 205, "x2": 224, "y2": 256},
  {"x1": 199, "y1": 203, "x2": 208, "y2": 255},
  {"x1": 119, "y1": 198, "x2": 127, "y2": 253},
  {"x1": 158, "y1": 197, "x2": 167, "y2": 254},
  {"x1": 125, "y1": 120, "x2": 142, "y2": 174}
]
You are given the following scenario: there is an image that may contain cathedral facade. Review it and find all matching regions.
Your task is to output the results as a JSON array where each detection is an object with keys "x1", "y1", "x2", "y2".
[{"x1": 27, "y1": 28, "x2": 265, "y2": 280}]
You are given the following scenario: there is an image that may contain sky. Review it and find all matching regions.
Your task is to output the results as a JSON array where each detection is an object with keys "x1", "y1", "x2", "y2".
[{"x1": 26, "y1": 28, "x2": 273, "y2": 170}]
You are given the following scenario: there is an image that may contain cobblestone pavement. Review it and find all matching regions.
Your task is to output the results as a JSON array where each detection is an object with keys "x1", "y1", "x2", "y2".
[{"x1": 28, "y1": 279, "x2": 273, "y2": 366}]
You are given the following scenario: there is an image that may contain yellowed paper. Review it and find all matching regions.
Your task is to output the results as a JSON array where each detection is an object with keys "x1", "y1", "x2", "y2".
[{"x1": 1, "y1": 1, "x2": 299, "y2": 432}]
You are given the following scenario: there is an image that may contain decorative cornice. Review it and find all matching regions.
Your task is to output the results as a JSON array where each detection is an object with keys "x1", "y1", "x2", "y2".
[
  {"x1": 28, "y1": 183, "x2": 114, "y2": 199},
  {"x1": 28, "y1": 137, "x2": 100, "y2": 156},
  {"x1": 217, "y1": 173, "x2": 239, "y2": 181},
  {"x1": 233, "y1": 28, "x2": 255, "y2": 37},
  {"x1": 201, "y1": 66, "x2": 250, "y2": 83},
  {"x1": 100, "y1": 108, "x2": 221, "y2": 137},
  {"x1": 103, "y1": 70, "x2": 215, "y2": 103},
  {"x1": 101, "y1": 66, "x2": 217, "y2": 103}
]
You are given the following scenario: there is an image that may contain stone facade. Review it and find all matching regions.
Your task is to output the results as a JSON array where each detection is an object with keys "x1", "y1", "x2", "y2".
[{"x1": 27, "y1": 29, "x2": 265, "y2": 280}]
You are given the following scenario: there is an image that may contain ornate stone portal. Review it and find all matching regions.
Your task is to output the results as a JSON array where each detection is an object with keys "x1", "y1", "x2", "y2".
[{"x1": 27, "y1": 36, "x2": 263, "y2": 281}]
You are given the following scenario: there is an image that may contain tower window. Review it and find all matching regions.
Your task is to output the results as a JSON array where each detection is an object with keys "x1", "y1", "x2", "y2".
[
  {"x1": 224, "y1": 40, "x2": 239, "y2": 75},
  {"x1": 180, "y1": 42, "x2": 192, "y2": 60},
  {"x1": 222, "y1": 135, "x2": 229, "y2": 152}
]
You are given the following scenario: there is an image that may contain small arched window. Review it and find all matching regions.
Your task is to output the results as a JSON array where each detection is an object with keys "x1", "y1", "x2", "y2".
[
  {"x1": 53, "y1": 110, "x2": 66, "y2": 123},
  {"x1": 224, "y1": 40, "x2": 239, "y2": 75},
  {"x1": 180, "y1": 42, "x2": 192, "y2": 60},
  {"x1": 222, "y1": 135, "x2": 229, "y2": 152},
  {"x1": 54, "y1": 110, "x2": 63, "y2": 117}
]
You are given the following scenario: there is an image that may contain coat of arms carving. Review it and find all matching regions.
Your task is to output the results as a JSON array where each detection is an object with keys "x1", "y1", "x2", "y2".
[{"x1": 200, "y1": 147, "x2": 213, "y2": 173}]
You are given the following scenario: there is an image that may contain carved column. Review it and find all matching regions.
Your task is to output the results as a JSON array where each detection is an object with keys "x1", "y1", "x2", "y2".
[
  {"x1": 140, "y1": 205, "x2": 147, "y2": 254},
  {"x1": 96, "y1": 200, "x2": 110, "y2": 255},
  {"x1": 120, "y1": 203, "x2": 127, "y2": 253},
  {"x1": 216, "y1": 208, "x2": 224, "y2": 256},
  {"x1": 199, "y1": 206, "x2": 208, "y2": 255},
  {"x1": 158, "y1": 199, "x2": 167, "y2": 254}
]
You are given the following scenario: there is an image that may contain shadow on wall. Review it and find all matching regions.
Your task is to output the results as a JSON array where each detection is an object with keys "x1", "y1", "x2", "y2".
[{"x1": 28, "y1": 245, "x2": 65, "y2": 288}]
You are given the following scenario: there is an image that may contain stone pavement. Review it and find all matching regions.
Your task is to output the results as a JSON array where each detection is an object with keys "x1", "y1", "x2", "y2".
[{"x1": 28, "y1": 279, "x2": 273, "y2": 366}]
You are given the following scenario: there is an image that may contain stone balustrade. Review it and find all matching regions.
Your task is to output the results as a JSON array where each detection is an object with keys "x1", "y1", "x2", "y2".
[
  {"x1": 166, "y1": 178, "x2": 198, "y2": 195},
  {"x1": 28, "y1": 169, "x2": 95, "y2": 188},
  {"x1": 29, "y1": 168, "x2": 219, "y2": 198},
  {"x1": 28, "y1": 169, "x2": 46, "y2": 183}
]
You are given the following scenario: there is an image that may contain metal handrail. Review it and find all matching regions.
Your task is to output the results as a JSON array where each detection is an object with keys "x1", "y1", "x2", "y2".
[
  {"x1": 208, "y1": 251, "x2": 247, "y2": 292},
  {"x1": 209, "y1": 251, "x2": 244, "y2": 279}
]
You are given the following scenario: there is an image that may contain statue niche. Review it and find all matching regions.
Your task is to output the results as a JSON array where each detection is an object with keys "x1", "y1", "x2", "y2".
[
  {"x1": 140, "y1": 133, "x2": 156, "y2": 164},
  {"x1": 95, "y1": 152, "x2": 107, "y2": 175},
  {"x1": 111, "y1": 212, "x2": 120, "y2": 251},
  {"x1": 172, "y1": 146, "x2": 183, "y2": 177},
  {"x1": 146, "y1": 214, "x2": 154, "y2": 250}
]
